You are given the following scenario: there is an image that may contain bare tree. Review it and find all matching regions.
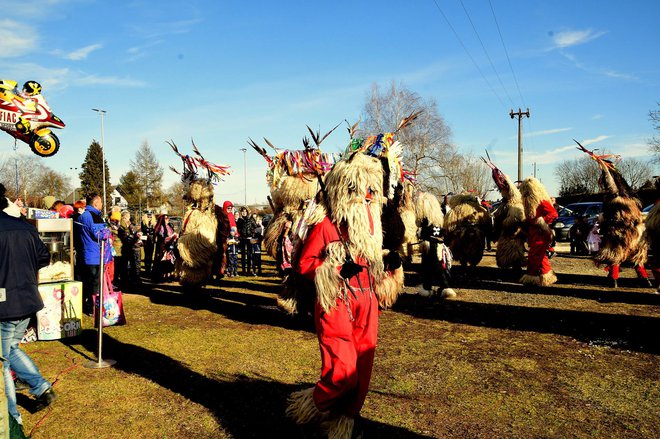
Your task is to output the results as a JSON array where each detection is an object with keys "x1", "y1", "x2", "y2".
[
  {"x1": 33, "y1": 168, "x2": 71, "y2": 199},
  {"x1": 360, "y1": 81, "x2": 456, "y2": 195},
  {"x1": 649, "y1": 102, "x2": 660, "y2": 163},
  {"x1": 555, "y1": 157, "x2": 600, "y2": 196},
  {"x1": 618, "y1": 157, "x2": 654, "y2": 190},
  {"x1": 164, "y1": 181, "x2": 186, "y2": 217},
  {"x1": 555, "y1": 154, "x2": 654, "y2": 196}
]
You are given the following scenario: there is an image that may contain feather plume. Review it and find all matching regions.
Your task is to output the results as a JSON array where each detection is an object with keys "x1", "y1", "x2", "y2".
[
  {"x1": 263, "y1": 137, "x2": 278, "y2": 152},
  {"x1": 396, "y1": 110, "x2": 423, "y2": 133}
]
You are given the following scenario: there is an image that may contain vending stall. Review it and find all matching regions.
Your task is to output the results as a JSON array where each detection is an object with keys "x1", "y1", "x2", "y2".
[{"x1": 27, "y1": 215, "x2": 83, "y2": 340}]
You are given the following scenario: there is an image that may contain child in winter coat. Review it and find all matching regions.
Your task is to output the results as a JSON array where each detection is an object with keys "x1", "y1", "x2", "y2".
[{"x1": 226, "y1": 229, "x2": 239, "y2": 277}]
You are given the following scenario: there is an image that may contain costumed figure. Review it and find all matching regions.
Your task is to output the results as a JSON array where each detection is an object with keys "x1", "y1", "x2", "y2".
[
  {"x1": 643, "y1": 180, "x2": 660, "y2": 293},
  {"x1": 168, "y1": 140, "x2": 231, "y2": 288},
  {"x1": 249, "y1": 129, "x2": 340, "y2": 315},
  {"x1": 285, "y1": 148, "x2": 402, "y2": 438},
  {"x1": 416, "y1": 191, "x2": 456, "y2": 298},
  {"x1": 482, "y1": 153, "x2": 526, "y2": 269},
  {"x1": 519, "y1": 177, "x2": 558, "y2": 286},
  {"x1": 576, "y1": 141, "x2": 652, "y2": 289},
  {"x1": 334, "y1": 113, "x2": 421, "y2": 309},
  {"x1": 443, "y1": 193, "x2": 492, "y2": 268}
]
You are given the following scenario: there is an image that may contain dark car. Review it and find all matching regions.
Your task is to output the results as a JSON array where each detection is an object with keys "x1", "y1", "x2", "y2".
[{"x1": 551, "y1": 202, "x2": 603, "y2": 241}]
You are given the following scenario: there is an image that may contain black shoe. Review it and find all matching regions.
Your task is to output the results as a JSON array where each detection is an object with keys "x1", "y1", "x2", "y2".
[
  {"x1": 14, "y1": 378, "x2": 29, "y2": 391},
  {"x1": 35, "y1": 388, "x2": 57, "y2": 411}
]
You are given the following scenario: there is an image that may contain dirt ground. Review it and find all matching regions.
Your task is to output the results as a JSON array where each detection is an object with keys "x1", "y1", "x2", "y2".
[{"x1": 19, "y1": 247, "x2": 660, "y2": 438}]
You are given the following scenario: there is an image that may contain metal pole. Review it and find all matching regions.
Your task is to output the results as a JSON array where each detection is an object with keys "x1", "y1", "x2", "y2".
[
  {"x1": 84, "y1": 239, "x2": 116, "y2": 369},
  {"x1": 241, "y1": 148, "x2": 247, "y2": 206},
  {"x1": 510, "y1": 108, "x2": 530, "y2": 182},
  {"x1": 13, "y1": 140, "x2": 18, "y2": 197},
  {"x1": 92, "y1": 109, "x2": 107, "y2": 217},
  {"x1": 70, "y1": 167, "x2": 78, "y2": 203}
]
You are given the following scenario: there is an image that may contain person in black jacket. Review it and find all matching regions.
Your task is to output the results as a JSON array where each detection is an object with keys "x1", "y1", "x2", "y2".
[
  {"x1": 235, "y1": 207, "x2": 256, "y2": 275},
  {"x1": 0, "y1": 183, "x2": 57, "y2": 427}
]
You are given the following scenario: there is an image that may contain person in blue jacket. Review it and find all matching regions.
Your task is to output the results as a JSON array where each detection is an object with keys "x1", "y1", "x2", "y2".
[
  {"x1": 0, "y1": 183, "x2": 57, "y2": 428},
  {"x1": 73, "y1": 193, "x2": 106, "y2": 314}
]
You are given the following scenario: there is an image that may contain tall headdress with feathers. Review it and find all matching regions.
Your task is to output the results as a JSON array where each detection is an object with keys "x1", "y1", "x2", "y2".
[{"x1": 168, "y1": 139, "x2": 231, "y2": 186}]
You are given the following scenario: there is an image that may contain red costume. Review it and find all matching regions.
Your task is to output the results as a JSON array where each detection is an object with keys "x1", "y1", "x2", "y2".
[
  {"x1": 526, "y1": 200, "x2": 558, "y2": 277},
  {"x1": 297, "y1": 216, "x2": 379, "y2": 418}
]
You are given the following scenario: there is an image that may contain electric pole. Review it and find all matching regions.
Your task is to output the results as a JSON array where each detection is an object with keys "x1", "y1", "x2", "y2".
[
  {"x1": 533, "y1": 162, "x2": 537, "y2": 178},
  {"x1": 510, "y1": 108, "x2": 530, "y2": 182}
]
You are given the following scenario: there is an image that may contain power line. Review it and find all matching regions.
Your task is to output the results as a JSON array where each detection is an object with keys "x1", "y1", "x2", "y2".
[
  {"x1": 431, "y1": 0, "x2": 508, "y2": 110},
  {"x1": 488, "y1": 0, "x2": 527, "y2": 106},
  {"x1": 458, "y1": 0, "x2": 515, "y2": 107}
]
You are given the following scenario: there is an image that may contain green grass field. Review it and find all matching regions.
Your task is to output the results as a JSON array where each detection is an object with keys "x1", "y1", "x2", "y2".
[{"x1": 18, "y1": 253, "x2": 660, "y2": 438}]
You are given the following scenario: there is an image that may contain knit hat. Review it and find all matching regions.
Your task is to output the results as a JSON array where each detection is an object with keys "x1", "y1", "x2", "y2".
[{"x1": 110, "y1": 211, "x2": 121, "y2": 221}]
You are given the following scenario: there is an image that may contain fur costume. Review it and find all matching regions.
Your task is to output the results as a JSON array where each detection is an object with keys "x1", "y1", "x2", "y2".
[
  {"x1": 250, "y1": 135, "x2": 340, "y2": 316},
  {"x1": 444, "y1": 193, "x2": 491, "y2": 267},
  {"x1": 168, "y1": 140, "x2": 230, "y2": 288},
  {"x1": 644, "y1": 199, "x2": 660, "y2": 292},
  {"x1": 482, "y1": 155, "x2": 526, "y2": 269},
  {"x1": 416, "y1": 191, "x2": 456, "y2": 298},
  {"x1": 286, "y1": 144, "x2": 407, "y2": 438},
  {"x1": 576, "y1": 142, "x2": 650, "y2": 288},
  {"x1": 519, "y1": 177, "x2": 558, "y2": 286},
  {"x1": 400, "y1": 181, "x2": 419, "y2": 260},
  {"x1": 250, "y1": 138, "x2": 338, "y2": 259}
]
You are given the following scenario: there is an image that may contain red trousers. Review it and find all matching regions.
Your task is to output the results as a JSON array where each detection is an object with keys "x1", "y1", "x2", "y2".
[
  {"x1": 526, "y1": 232, "x2": 553, "y2": 276},
  {"x1": 606, "y1": 264, "x2": 649, "y2": 280},
  {"x1": 313, "y1": 287, "x2": 379, "y2": 418}
]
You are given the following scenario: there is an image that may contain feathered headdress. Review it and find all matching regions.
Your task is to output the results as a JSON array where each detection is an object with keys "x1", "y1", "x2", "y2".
[
  {"x1": 248, "y1": 124, "x2": 341, "y2": 191},
  {"x1": 574, "y1": 139, "x2": 632, "y2": 197},
  {"x1": 168, "y1": 139, "x2": 231, "y2": 185}
]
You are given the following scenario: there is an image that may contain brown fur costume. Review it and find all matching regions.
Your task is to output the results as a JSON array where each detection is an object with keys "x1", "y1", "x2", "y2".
[
  {"x1": 644, "y1": 200, "x2": 660, "y2": 291},
  {"x1": 483, "y1": 156, "x2": 526, "y2": 269},
  {"x1": 444, "y1": 193, "x2": 491, "y2": 267},
  {"x1": 168, "y1": 141, "x2": 230, "y2": 288},
  {"x1": 575, "y1": 142, "x2": 648, "y2": 277}
]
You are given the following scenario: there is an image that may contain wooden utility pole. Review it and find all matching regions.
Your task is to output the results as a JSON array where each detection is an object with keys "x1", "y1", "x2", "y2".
[
  {"x1": 510, "y1": 108, "x2": 530, "y2": 182},
  {"x1": 533, "y1": 162, "x2": 537, "y2": 178}
]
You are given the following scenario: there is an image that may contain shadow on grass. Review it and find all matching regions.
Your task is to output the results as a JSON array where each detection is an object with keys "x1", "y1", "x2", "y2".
[
  {"x1": 63, "y1": 333, "x2": 431, "y2": 439},
  {"x1": 404, "y1": 264, "x2": 660, "y2": 305},
  {"x1": 128, "y1": 280, "x2": 315, "y2": 333},
  {"x1": 392, "y1": 294, "x2": 660, "y2": 354}
]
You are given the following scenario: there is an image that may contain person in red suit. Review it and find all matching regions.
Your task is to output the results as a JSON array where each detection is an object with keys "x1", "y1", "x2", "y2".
[
  {"x1": 286, "y1": 152, "x2": 401, "y2": 438},
  {"x1": 519, "y1": 177, "x2": 558, "y2": 286}
]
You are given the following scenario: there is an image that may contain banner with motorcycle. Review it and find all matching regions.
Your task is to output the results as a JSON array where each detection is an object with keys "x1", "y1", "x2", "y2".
[{"x1": 0, "y1": 79, "x2": 65, "y2": 157}]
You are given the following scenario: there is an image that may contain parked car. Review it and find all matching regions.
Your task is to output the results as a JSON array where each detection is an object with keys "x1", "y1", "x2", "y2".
[
  {"x1": 551, "y1": 202, "x2": 603, "y2": 241},
  {"x1": 642, "y1": 204, "x2": 654, "y2": 218}
]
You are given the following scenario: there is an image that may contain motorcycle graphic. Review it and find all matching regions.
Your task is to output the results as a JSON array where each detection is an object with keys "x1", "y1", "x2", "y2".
[{"x1": 0, "y1": 79, "x2": 65, "y2": 157}]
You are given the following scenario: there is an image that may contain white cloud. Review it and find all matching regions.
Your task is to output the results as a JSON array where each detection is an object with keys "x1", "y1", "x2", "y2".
[
  {"x1": 591, "y1": 114, "x2": 604, "y2": 120},
  {"x1": 0, "y1": 19, "x2": 37, "y2": 57},
  {"x1": 509, "y1": 127, "x2": 571, "y2": 140},
  {"x1": 66, "y1": 43, "x2": 102, "y2": 60},
  {"x1": 551, "y1": 29, "x2": 607, "y2": 49}
]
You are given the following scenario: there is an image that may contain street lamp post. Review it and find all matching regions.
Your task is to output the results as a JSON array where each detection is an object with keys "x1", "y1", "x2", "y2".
[
  {"x1": 240, "y1": 148, "x2": 247, "y2": 206},
  {"x1": 92, "y1": 108, "x2": 107, "y2": 217},
  {"x1": 69, "y1": 167, "x2": 79, "y2": 202}
]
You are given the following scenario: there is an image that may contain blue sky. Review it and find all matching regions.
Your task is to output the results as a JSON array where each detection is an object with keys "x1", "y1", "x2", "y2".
[{"x1": 1, "y1": 0, "x2": 659, "y2": 204}]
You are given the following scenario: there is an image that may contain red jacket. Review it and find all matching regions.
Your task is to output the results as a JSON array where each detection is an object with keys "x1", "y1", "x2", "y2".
[{"x1": 298, "y1": 217, "x2": 373, "y2": 291}]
